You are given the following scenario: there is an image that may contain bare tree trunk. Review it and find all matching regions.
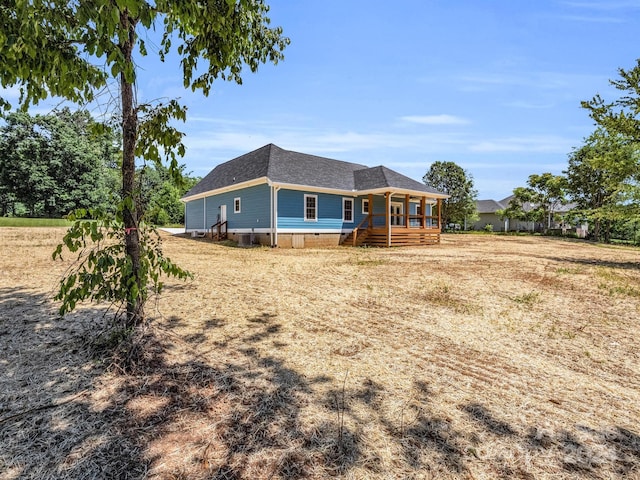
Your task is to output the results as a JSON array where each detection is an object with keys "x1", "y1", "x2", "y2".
[{"x1": 120, "y1": 14, "x2": 142, "y2": 327}]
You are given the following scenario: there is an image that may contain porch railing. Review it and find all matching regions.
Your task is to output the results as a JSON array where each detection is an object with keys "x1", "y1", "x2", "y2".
[
  {"x1": 367, "y1": 213, "x2": 440, "y2": 229},
  {"x1": 210, "y1": 220, "x2": 228, "y2": 240},
  {"x1": 350, "y1": 213, "x2": 440, "y2": 246},
  {"x1": 351, "y1": 216, "x2": 371, "y2": 246}
]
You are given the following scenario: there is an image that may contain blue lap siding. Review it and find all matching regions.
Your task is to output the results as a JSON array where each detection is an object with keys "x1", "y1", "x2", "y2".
[
  {"x1": 185, "y1": 198, "x2": 205, "y2": 230},
  {"x1": 277, "y1": 189, "x2": 360, "y2": 231},
  {"x1": 185, "y1": 186, "x2": 435, "y2": 232},
  {"x1": 185, "y1": 184, "x2": 271, "y2": 231}
]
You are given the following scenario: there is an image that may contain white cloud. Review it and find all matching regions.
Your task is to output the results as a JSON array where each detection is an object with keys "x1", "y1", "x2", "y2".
[
  {"x1": 184, "y1": 131, "x2": 273, "y2": 152},
  {"x1": 503, "y1": 100, "x2": 555, "y2": 109},
  {"x1": 183, "y1": 125, "x2": 469, "y2": 161},
  {"x1": 458, "y1": 71, "x2": 602, "y2": 91},
  {"x1": 400, "y1": 114, "x2": 470, "y2": 125},
  {"x1": 556, "y1": 14, "x2": 625, "y2": 22},
  {"x1": 553, "y1": 1, "x2": 639, "y2": 23},
  {"x1": 182, "y1": 114, "x2": 582, "y2": 167},
  {"x1": 562, "y1": 1, "x2": 640, "y2": 10},
  {"x1": 468, "y1": 135, "x2": 573, "y2": 154}
]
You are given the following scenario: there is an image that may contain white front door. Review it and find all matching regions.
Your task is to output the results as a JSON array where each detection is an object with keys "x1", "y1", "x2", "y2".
[{"x1": 390, "y1": 202, "x2": 403, "y2": 226}]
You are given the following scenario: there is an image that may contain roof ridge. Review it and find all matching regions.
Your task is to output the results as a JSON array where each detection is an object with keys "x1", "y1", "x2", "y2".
[
  {"x1": 265, "y1": 143, "x2": 280, "y2": 178},
  {"x1": 381, "y1": 165, "x2": 392, "y2": 185}
]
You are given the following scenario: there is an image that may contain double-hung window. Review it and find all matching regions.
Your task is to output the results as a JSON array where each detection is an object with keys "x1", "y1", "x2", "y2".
[
  {"x1": 343, "y1": 198, "x2": 354, "y2": 223},
  {"x1": 362, "y1": 199, "x2": 369, "y2": 215},
  {"x1": 234, "y1": 197, "x2": 241, "y2": 213},
  {"x1": 304, "y1": 194, "x2": 317, "y2": 221}
]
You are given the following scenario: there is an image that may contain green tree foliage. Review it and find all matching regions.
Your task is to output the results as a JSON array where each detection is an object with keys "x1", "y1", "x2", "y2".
[
  {"x1": 496, "y1": 187, "x2": 538, "y2": 228},
  {"x1": 423, "y1": 161, "x2": 478, "y2": 229},
  {"x1": 0, "y1": 109, "x2": 119, "y2": 217},
  {"x1": 138, "y1": 163, "x2": 199, "y2": 225},
  {"x1": 565, "y1": 129, "x2": 639, "y2": 242},
  {"x1": 582, "y1": 58, "x2": 640, "y2": 145},
  {"x1": 0, "y1": 0, "x2": 289, "y2": 327},
  {"x1": 578, "y1": 59, "x2": 640, "y2": 242},
  {"x1": 499, "y1": 173, "x2": 568, "y2": 232},
  {"x1": 53, "y1": 206, "x2": 192, "y2": 318}
]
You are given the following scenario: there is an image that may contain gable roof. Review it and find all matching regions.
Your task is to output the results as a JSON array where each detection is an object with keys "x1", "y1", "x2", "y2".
[
  {"x1": 476, "y1": 199, "x2": 505, "y2": 214},
  {"x1": 183, "y1": 144, "x2": 447, "y2": 200}
]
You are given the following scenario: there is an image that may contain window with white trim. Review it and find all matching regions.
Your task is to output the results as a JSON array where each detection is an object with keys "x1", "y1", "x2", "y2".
[
  {"x1": 304, "y1": 194, "x2": 317, "y2": 221},
  {"x1": 343, "y1": 198, "x2": 354, "y2": 222},
  {"x1": 362, "y1": 198, "x2": 369, "y2": 215},
  {"x1": 234, "y1": 197, "x2": 241, "y2": 213}
]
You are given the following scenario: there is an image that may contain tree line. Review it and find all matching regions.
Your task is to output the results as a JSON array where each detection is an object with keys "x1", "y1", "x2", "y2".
[
  {"x1": 498, "y1": 61, "x2": 640, "y2": 243},
  {"x1": 0, "y1": 108, "x2": 199, "y2": 225},
  {"x1": 424, "y1": 60, "x2": 640, "y2": 244}
]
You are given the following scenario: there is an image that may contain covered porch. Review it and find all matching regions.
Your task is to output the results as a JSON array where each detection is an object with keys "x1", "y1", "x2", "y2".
[{"x1": 342, "y1": 192, "x2": 442, "y2": 247}]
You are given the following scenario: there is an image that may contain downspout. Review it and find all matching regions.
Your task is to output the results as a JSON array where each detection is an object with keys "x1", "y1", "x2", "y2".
[
  {"x1": 386, "y1": 192, "x2": 394, "y2": 247},
  {"x1": 203, "y1": 197, "x2": 206, "y2": 231},
  {"x1": 273, "y1": 186, "x2": 280, "y2": 247},
  {"x1": 270, "y1": 185, "x2": 274, "y2": 246}
]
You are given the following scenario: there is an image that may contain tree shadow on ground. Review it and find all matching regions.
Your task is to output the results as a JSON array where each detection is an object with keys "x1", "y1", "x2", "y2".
[
  {"x1": 462, "y1": 403, "x2": 516, "y2": 436},
  {"x1": 2, "y1": 289, "x2": 639, "y2": 479},
  {"x1": 107, "y1": 313, "x2": 365, "y2": 479},
  {"x1": 0, "y1": 287, "x2": 147, "y2": 479},
  {"x1": 543, "y1": 256, "x2": 640, "y2": 271}
]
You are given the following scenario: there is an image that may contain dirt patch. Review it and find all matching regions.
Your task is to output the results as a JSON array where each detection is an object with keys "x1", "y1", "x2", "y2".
[{"x1": 1, "y1": 229, "x2": 639, "y2": 479}]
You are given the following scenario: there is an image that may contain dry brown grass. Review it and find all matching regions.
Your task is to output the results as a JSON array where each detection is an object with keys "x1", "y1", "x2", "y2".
[{"x1": 1, "y1": 228, "x2": 639, "y2": 479}]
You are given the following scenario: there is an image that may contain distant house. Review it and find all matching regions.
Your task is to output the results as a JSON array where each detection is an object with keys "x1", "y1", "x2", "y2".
[
  {"x1": 473, "y1": 195, "x2": 582, "y2": 234},
  {"x1": 181, "y1": 144, "x2": 449, "y2": 247},
  {"x1": 475, "y1": 199, "x2": 509, "y2": 232}
]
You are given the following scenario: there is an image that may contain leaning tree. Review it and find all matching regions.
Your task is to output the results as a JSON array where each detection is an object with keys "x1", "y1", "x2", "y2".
[{"x1": 0, "y1": 0, "x2": 289, "y2": 327}]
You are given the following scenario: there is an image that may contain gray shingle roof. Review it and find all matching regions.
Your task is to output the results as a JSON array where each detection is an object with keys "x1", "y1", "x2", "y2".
[
  {"x1": 183, "y1": 144, "x2": 446, "y2": 199},
  {"x1": 266, "y1": 144, "x2": 366, "y2": 190},
  {"x1": 182, "y1": 144, "x2": 272, "y2": 198},
  {"x1": 476, "y1": 199, "x2": 505, "y2": 214},
  {"x1": 479, "y1": 195, "x2": 577, "y2": 214}
]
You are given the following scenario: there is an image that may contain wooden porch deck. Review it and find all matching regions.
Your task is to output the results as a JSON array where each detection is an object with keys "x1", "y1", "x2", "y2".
[
  {"x1": 342, "y1": 227, "x2": 441, "y2": 247},
  {"x1": 341, "y1": 194, "x2": 443, "y2": 247}
]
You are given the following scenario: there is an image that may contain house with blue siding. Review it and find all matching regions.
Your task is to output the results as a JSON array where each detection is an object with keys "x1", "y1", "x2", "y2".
[{"x1": 181, "y1": 144, "x2": 448, "y2": 247}]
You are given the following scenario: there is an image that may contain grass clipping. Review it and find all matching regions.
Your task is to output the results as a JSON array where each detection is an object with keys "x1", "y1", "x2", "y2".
[{"x1": 1, "y1": 228, "x2": 639, "y2": 479}]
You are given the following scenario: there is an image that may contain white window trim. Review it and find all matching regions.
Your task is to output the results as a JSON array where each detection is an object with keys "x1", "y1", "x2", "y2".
[
  {"x1": 362, "y1": 198, "x2": 369, "y2": 215},
  {"x1": 343, "y1": 197, "x2": 354, "y2": 223},
  {"x1": 234, "y1": 197, "x2": 241, "y2": 213},
  {"x1": 304, "y1": 194, "x2": 318, "y2": 222}
]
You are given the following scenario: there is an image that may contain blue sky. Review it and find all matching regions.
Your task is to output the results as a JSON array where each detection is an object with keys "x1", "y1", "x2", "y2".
[{"x1": 9, "y1": 0, "x2": 640, "y2": 199}]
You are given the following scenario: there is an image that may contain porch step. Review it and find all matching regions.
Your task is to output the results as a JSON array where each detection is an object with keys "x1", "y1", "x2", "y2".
[{"x1": 341, "y1": 230, "x2": 369, "y2": 246}]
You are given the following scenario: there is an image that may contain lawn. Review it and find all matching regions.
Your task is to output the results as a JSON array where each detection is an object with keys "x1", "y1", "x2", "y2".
[
  {"x1": 0, "y1": 217, "x2": 73, "y2": 227},
  {"x1": 1, "y1": 229, "x2": 639, "y2": 479}
]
